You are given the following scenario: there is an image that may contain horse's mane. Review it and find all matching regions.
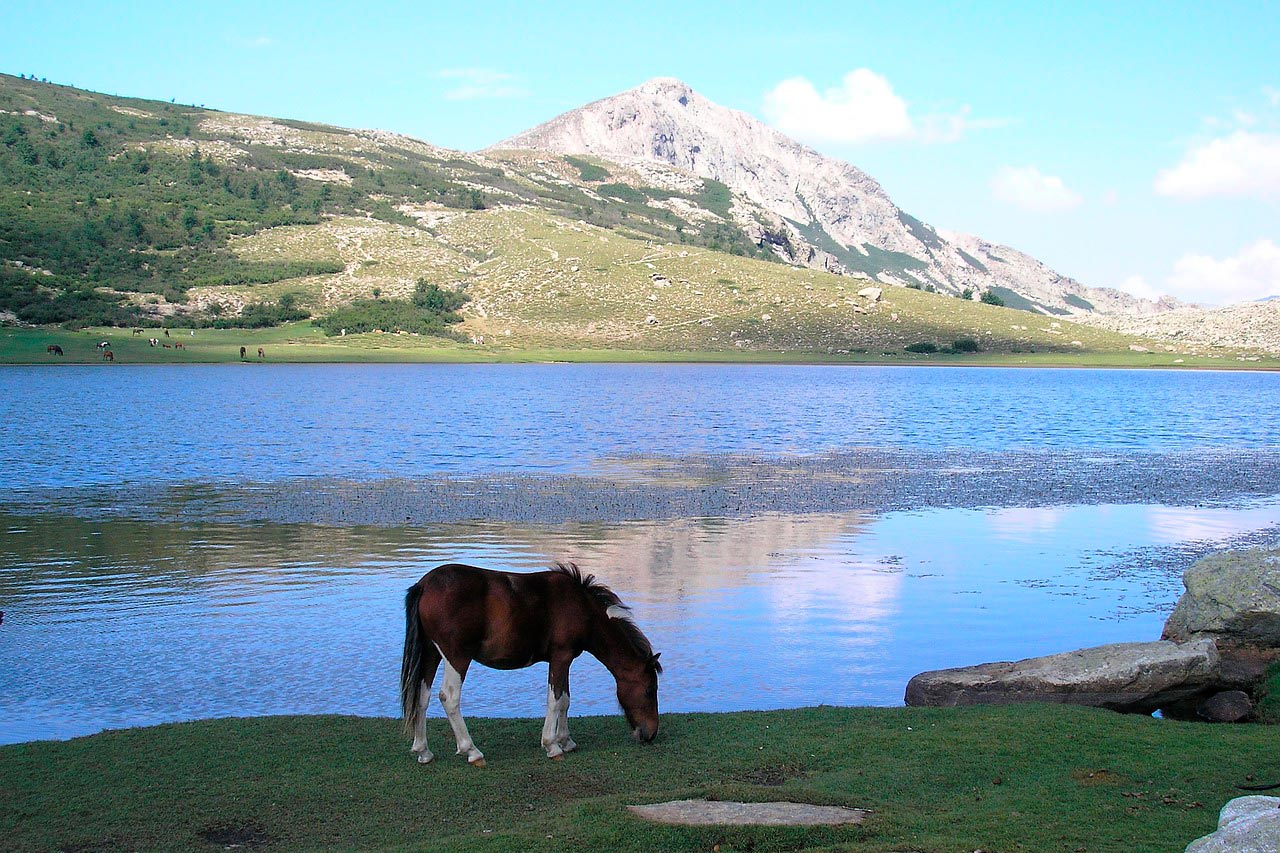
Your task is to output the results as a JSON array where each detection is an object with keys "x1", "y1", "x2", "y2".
[{"x1": 552, "y1": 562, "x2": 661, "y2": 672}]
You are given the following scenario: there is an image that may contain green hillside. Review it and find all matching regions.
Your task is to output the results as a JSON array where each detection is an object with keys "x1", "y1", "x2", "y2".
[{"x1": 0, "y1": 73, "x2": 1257, "y2": 363}]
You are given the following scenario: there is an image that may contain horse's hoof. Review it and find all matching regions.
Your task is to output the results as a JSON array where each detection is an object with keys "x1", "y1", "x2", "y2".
[
  {"x1": 416, "y1": 752, "x2": 435, "y2": 764},
  {"x1": 549, "y1": 753, "x2": 565, "y2": 762},
  {"x1": 469, "y1": 757, "x2": 486, "y2": 768}
]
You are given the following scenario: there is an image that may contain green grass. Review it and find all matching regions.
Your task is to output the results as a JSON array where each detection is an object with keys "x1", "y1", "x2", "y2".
[
  {"x1": 1, "y1": 705, "x2": 1269, "y2": 852},
  {"x1": 3, "y1": 324, "x2": 1277, "y2": 369}
]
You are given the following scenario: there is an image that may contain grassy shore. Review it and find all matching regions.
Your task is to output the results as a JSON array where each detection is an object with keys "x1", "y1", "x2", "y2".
[
  {"x1": 2, "y1": 325, "x2": 1276, "y2": 369},
  {"x1": 2, "y1": 706, "x2": 1270, "y2": 852}
]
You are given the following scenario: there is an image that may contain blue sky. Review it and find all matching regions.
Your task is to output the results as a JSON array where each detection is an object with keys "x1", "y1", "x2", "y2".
[{"x1": 5, "y1": 0, "x2": 1278, "y2": 304}]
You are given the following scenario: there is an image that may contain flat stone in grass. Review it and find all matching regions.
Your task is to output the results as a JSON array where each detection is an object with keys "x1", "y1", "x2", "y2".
[{"x1": 627, "y1": 799, "x2": 870, "y2": 826}]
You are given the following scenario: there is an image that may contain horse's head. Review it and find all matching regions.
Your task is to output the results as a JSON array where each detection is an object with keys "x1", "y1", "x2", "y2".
[{"x1": 617, "y1": 651, "x2": 661, "y2": 743}]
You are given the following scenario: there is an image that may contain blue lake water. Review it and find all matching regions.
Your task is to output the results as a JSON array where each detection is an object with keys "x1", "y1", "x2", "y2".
[{"x1": 2, "y1": 364, "x2": 1280, "y2": 745}]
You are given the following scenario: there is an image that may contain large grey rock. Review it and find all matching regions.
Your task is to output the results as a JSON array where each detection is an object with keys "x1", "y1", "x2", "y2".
[
  {"x1": 1185, "y1": 796, "x2": 1280, "y2": 852},
  {"x1": 905, "y1": 639, "x2": 1220, "y2": 712},
  {"x1": 1164, "y1": 547, "x2": 1280, "y2": 646}
]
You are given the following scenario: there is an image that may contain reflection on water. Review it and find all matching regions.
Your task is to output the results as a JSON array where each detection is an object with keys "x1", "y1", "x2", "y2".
[{"x1": 3, "y1": 500, "x2": 1280, "y2": 744}]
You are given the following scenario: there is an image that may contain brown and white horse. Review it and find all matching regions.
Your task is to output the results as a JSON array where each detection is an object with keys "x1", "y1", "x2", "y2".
[{"x1": 400, "y1": 562, "x2": 661, "y2": 766}]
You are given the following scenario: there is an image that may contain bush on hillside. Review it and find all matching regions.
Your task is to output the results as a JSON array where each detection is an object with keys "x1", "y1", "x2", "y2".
[{"x1": 314, "y1": 280, "x2": 468, "y2": 336}]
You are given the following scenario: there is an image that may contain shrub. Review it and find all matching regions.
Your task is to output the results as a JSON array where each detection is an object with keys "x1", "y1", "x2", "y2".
[
  {"x1": 981, "y1": 290, "x2": 1005, "y2": 306},
  {"x1": 314, "y1": 279, "x2": 468, "y2": 336},
  {"x1": 904, "y1": 341, "x2": 939, "y2": 354},
  {"x1": 951, "y1": 337, "x2": 981, "y2": 353}
]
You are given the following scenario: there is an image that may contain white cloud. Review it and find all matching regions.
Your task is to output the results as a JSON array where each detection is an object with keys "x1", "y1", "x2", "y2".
[
  {"x1": 989, "y1": 165, "x2": 1083, "y2": 212},
  {"x1": 1116, "y1": 240, "x2": 1280, "y2": 305},
  {"x1": 762, "y1": 69, "x2": 995, "y2": 145},
  {"x1": 763, "y1": 70, "x2": 912, "y2": 144},
  {"x1": 1165, "y1": 239, "x2": 1280, "y2": 304},
  {"x1": 1154, "y1": 131, "x2": 1280, "y2": 199},
  {"x1": 435, "y1": 68, "x2": 528, "y2": 101}
]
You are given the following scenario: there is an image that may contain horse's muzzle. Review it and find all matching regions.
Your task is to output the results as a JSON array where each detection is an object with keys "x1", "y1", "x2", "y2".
[{"x1": 632, "y1": 725, "x2": 657, "y2": 743}]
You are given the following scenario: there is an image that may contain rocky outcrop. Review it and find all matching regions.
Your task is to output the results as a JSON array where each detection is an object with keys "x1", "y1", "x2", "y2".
[
  {"x1": 904, "y1": 639, "x2": 1220, "y2": 713},
  {"x1": 1164, "y1": 547, "x2": 1280, "y2": 646},
  {"x1": 1185, "y1": 796, "x2": 1280, "y2": 853},
  {"x1": 495, "y1": 77, "x2": 1170, "y2": 319}
]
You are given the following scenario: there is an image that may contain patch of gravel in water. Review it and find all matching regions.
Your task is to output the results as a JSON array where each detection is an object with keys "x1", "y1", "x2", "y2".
[{"x1": 7, "y1": 448, "x2": 1280, "y2": 526}]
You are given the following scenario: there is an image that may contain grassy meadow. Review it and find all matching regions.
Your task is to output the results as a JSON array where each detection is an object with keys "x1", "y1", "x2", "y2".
[{"x1": 2, "y1": 706, "x2": 1268, "y2": 852}]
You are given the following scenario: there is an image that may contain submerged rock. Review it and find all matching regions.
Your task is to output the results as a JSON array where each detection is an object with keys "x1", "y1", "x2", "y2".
[
  {"x1": 904, "y1": 639, "x2": 1220, "y2": 713},
  {"x1": 1185, "y1": 796, "x2": 1280, "y2": 853},
  {"x1": 1163, "y1": 547, "x2": 1280, "y2": 647}
]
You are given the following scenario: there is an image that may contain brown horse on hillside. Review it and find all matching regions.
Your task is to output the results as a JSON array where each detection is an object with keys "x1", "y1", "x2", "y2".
[{"x1": 400, "y1": 562, "x2": 661, "y2": 767}]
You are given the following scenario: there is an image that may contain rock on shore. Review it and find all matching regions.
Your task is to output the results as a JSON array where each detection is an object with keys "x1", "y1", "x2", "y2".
[
  {"x1": 1184, "y1": 796, "x2": 1280, "y2": 853},
  {"x1": 904, "y1": 639, "x2": 1220, "y2": 713},
  {"x1": 1163, "y1": 546, "x2": 1280, "y2": 646}
]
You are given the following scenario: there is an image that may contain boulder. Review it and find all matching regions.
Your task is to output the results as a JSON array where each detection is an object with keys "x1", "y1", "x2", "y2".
[
  {"x1": 1185, "y1": 796, "x2": 1280, "y2": 853},
  {"x1": 1197, "y1": 690, "x2": 1253, "y2": 723},
  {"x1": 905, "y1": 639, "x2": 1220, "y2": 713},
  {"x1": 1163, "y1": 547, "x2": 1280, "y2": 646}
]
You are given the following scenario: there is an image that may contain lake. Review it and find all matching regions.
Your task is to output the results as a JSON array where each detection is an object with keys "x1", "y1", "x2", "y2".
[{"x1": 3, "y1": 364, "x2": 1280, "y2": 745}]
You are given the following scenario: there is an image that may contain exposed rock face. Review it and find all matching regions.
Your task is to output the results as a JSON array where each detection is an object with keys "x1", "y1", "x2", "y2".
[
  {"x1": 1163, "y1": 547, "x2": 1280, "y2": 646},
  {"x1": 495, "y1": 77, "x2": 1168, "y2": 319},
  {"x1": 1185, "y1": 796, "x2": 1280, "y2": 853},
  {"x1": 904, "y1": 639, "x2": 1220, "y2": 713}
]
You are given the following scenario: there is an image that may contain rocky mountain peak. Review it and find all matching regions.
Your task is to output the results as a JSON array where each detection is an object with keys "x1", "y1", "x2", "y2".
[{"x1": 495, "y1": 80, "x2": 1167, "y2": 319}]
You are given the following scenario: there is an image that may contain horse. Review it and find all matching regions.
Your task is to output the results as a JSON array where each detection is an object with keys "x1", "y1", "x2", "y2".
[
  {"x1": 400, "y1": 562, "x2": 661, "y2": 767},
  {"x1": 257, "y1": 347, "x2": 265, "y2": 359},
  {"x1": 103, "y1": 350, "x2": 114, "y2": 361},
  {"x1": 46, "y1": 344, "x2": 63, "y2": 356},
  {"x1": 239, "y1": 346, "x2": 247, "y2": 359}
]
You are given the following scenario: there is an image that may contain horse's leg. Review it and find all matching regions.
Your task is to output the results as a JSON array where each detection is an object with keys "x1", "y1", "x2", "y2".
[
  {"x1": 410, "y1": 646, "x2": 441, "y2": 764},
  {"x1": 541, "y1": 655, "x2": 576, "y2": 759},
  {"x1": 436, "y1": 647, "x2": 485, "y2": 766}
]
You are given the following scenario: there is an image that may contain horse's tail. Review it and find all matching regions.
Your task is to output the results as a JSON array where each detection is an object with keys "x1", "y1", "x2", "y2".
[{"x1": 400, "y1": 582, "x2": 429, "y2": 735}]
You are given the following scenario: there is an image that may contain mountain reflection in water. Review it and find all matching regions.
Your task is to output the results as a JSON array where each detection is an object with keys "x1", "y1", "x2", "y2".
[{"x1": 4, "y1": 500, "x2": 1280, "y2": 745}]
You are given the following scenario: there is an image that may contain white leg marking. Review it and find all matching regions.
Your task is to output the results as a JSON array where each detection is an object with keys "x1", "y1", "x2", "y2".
[
  {"x1": 556, "y1": 691, "x2": 576, "y2": 754},
  {"x1": 410, "y1": 680, "x2": 434, "y2": 764},
  {"x1": 438, "y1": 655, "x2": 484, "y2": 765},
  {"x1": 541, "y1": 686, "x2": 572, "y2": 759}
]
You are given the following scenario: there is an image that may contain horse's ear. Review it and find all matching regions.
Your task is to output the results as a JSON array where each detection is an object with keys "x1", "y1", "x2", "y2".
[
  {"x1": 650, "y1": 652, "x2": 663, "y2": 674},
  {"x1": 606, "y1": 604, "x2": 632, "y2": 620}
]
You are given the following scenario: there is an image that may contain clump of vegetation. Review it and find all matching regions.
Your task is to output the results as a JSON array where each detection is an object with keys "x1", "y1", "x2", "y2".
[
  {"x1": 981, "y1": 290, "x2": 1006, "y2": 307},
  {"x1": 564, "y1": 155, "x2": 609, "y2": 182},
  {"x1": 951, "y1": 337, "x2": 981, "y2": 353},
  {"x1": 1254, "y1": 661, "x2": 1280, "y2": 724},
  {"x1": 210, "y1": 292, "x2": 309, "y2": 329},
  {"x1": 314, "y1": 279, "x2": 467, "y2": 336},
  {"x1": 904, "y1": 341, "x2": 939, "y2": 354}
]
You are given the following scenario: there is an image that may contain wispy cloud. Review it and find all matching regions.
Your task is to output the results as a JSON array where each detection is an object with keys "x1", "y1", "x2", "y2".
[
  {"x1": 1154, "y1": 131, "x2": 1280, "y2": 200},
  {"x1": 435, "y1": 68, "x2": 528, "y2": 101},
  {"x1": 990, "y1": 165, "x2": 1082, "y2": 212},
  {"x1": 762, "y1": 69, "x2": 1002, "y2": 146}
]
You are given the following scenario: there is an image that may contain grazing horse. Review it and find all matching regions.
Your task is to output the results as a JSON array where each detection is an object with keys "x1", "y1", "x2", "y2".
[
  {"x1": 257, "y1": 347, "x2": 265, "y2": 358},
  {"x1": 103, "y1": 350, "x2": 114, "y2": 361},
  {"x1": 400, "y1": 562, "x2": 661, "y2": 767},
  {"x1": 239, "y1": 346, "x2": 247, "y2": 359},
  {"x1": 46, "y1": 344, "x2": 63, "y2": 356}
]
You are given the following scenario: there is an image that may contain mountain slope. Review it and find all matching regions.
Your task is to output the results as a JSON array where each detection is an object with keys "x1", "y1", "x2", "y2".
[
  {"x1": 2, "y1": 73, "x2": 1262, "y2": 360},
  {"x1": 495, "y1": 78, "x2": 1167, "y2": 319}
]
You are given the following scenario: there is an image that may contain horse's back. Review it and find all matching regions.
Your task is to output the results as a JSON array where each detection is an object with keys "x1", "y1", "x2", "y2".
[{"x1": 415, "y1": 563, "x2": 565, "y2": 669}]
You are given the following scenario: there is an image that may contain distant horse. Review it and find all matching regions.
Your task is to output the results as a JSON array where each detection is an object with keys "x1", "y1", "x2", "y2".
[
  {"x1": 257, "y1": 347, "x2": 264, "y2": 358},
  {"x1": 103, "y1": 350, "x2": 114, "y2": 361},
  {"x1": 46, "y1": 344, "x2": 63, "y2": 356},
  {"x1": 239, "y1": 346, "x2": 247, "y2": 359},
  {"x1": 174, "y1": 342, "x2": 184, "y2": 350},
  {"x1": 401, "y1": 562, "x2": 661, "y2": 767}
]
